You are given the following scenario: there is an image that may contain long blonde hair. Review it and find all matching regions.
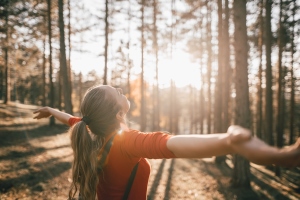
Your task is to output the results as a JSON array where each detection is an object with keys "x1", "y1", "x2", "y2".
[{"x1": 68, "y1": 85, "x2": 122, "y2": 199}]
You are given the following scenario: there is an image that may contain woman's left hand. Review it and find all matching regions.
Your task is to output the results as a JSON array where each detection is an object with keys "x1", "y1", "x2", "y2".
[{"x1": 33, "y1": 107, "x2": 52, "y2": 119}]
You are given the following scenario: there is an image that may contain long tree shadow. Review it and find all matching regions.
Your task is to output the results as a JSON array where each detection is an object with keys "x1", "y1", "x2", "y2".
[
  {"x1": 0, "y1": 159, "x2": 71, "y2": 193},
  {"x1": 202, "y1": 159, "x2": 298, "y2": 200},
  {"x1": 183, "y1": 159, "x2": 261, "y2": 200},
  {"x1": 0, "y1": 124, "x2": 69, "y2": 147},
  {"x1": 164, "y1": 159, "x2": 175, "y2": 200},
  {"x1": 147, "y1": 159, "x2": 166, "y2": 200},
  {"x1": 0, "y1": 123, "x2": 72, "y2": 195},
  {"x1": 0, "y1": 144, "x2": 70, "y2": 161}
]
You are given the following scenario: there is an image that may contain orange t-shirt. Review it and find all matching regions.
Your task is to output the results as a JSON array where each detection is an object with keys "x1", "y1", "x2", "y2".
[{"x1": 68, "y1": 117, "x2": 176, "y2": 200}]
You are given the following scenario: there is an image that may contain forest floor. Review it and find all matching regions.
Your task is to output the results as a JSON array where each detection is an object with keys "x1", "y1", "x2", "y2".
[{"x1": 0, "y1": 102, "x2": 300, "y2": 200}]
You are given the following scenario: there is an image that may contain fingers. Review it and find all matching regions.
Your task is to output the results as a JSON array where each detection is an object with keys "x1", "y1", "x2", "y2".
[
  {"x1": 33, "y1": 108, "x2": 43, "y2": 114},
  {"x1": 227, "y1": 125, "x2": 252, "y2": 144}
]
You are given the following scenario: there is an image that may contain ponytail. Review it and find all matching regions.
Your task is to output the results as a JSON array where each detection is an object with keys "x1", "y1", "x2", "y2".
[{"x1": 68, "y1": 121, "x2": 103, "y2": 200}]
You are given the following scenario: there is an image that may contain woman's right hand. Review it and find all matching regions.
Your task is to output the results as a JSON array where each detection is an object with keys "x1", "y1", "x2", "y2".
[
  {"x1": 33, "y1": 107, "x2": 52, "y2": 119},
  {"x1": 227, "y1": 125, "x2": 252, "y2": 144}
]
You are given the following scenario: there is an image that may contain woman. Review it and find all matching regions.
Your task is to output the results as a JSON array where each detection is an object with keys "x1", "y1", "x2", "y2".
[{"x1": 33, "y1": 85, "x2": 300, "y2": 200}]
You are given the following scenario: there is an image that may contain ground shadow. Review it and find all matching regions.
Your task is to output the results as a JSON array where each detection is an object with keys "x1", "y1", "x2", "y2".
[
  {"x1": 0, "y1": 123, "x2": 72, "y2": 195},
  {"x1": 199, "y1": 158, "x2": 299, "y2": 200},
  {"x1": 164, "y1": 159, "x2": 175, "y2": 200},
  {"x1": 147, "y1": 159, "x2": 166, "y2": 200},
  {"x1": 0, "y1": 124, "x2": 69, "y2": 147}
]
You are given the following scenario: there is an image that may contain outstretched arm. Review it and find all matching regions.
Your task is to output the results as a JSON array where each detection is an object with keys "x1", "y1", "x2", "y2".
[
  {"x1": 33, "y1": 107, "x2": 73, "y2": 125},
  {"x1": 166, "y1": 125, "x2": 300, "y2": 167}
]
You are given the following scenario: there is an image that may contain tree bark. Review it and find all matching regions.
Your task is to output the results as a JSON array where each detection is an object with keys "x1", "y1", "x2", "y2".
[
  {"x1": 103, "y1": 0, "x2": 109, "y2": 85},
  {"x1": 42, "y1": 35, "x2": 46, "y2": 106},
  {"x1": 140, "y1": 0, "x2": 146, "y2": 131},
  {"x1": 256, "y1": 0, "x2": 264, "y2": 139},
  {"x1": 222, "y1": 0, "x2": 231, "y2": 132},
  {"x1": 215, "y1": 0, "x2": 226, "y2": 164},
  {"x1": 152, "y1": 0, "x2": 160, "y2": 130},
  {"x1": 232, "y1": 0, "x2": 251, "y2": 187},
  {"x1": 264, "y1": 0, "x2": 274, "y2": 145},
  {"x1": 4, "y1": 3, "x2": 9, "y2": 104},
  {"x1": 289, "y1": 0, "x2": 296, "y2": 145},
  {"x1": 47, "y1": 0, "x2": 55, "y2": 125},
  {"x1": 275, "y1": 0, "x2": 284, "y2": 177},
  {"x1": 67, "y1": 0, "x2": 72, "y2": 102},
  {"x1": 206, "y1": 1, "x2": 212, "y2": 134},
  {"x1": 58, "y1": 0, "x2": 73, "y2": 114}
]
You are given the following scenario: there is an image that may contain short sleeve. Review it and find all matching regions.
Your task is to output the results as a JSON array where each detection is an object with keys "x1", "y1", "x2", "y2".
[
  {"x1": 68, "y1": 117, "x2": 81, "y2": 126},
  {"x1": 120, "y1": 130, "x2": 176, "y2": 159}
]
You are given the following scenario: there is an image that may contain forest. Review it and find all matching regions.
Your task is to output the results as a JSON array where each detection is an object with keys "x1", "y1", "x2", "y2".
[{"x1": 0, "y1": 0, "x2": 300, "y2": 199}]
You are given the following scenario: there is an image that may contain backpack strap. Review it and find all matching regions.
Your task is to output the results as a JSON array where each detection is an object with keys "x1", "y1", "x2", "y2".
[
  {"x1": 78, "y1": 133, "x2": 139, "y2": 200},
  {"x1": 99, "y1": 133, "x2": 140, "y2": 200},
  {"x1": 122, "y1": 161, "x2": 140, "y2": 200}
]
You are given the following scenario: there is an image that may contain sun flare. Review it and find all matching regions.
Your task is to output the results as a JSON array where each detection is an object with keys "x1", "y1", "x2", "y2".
[{"x1": 157, "y1": 51, "x2": 201, "y2": 88}]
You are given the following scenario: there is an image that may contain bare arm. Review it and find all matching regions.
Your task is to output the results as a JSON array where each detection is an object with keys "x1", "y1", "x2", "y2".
[
  {"x1": 167, "y1": 126, "x2": 300, "y2": 167},
  {"x1": 33, "y1": 107, "x2": 73, "y2": 125}
]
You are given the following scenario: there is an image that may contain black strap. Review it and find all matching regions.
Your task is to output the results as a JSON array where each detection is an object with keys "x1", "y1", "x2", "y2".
[
  {"x1": 78, "y1": 133, "x2": 139, "y2": 199},
  {"x1": 99, "y1": 133, "x2": 140, "y2": 200},
  {"x1": 122, "y1": 161, "x2": 140, "y2": 200}
]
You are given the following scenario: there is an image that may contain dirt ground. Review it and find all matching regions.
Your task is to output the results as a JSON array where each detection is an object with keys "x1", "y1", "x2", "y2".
[{"x1": 0, "y1": 102, "x2": 300, "y2": 200}]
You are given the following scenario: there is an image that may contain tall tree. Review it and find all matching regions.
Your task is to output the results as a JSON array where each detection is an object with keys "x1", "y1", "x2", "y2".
[
  {"x1": 256, "y1": 0, "x2": 264, "y2": 139},
  {"x1": 232, "y1": 0, "x2": 251, "y2": 187},
  {"x1": 67, "y1": 0, "x2": 72, "y2": 102},
  {"x1": 126, "y1": 0, "x2": 133, "y2": 119},
  {"x1": 264, "y1": 0, "x2": 274, "y2": 145},
  {"x1": 103, "y1": 0, "x2": 109, "y2": 85},
  {"x1": 58, "y1": 0, "x2": 73, "y2": 114},
  {"x1": 140, "y1": 0, "x2": 146, "y2": 131},
  {"x1": 215, "y1": 0, "x2": 226, "y2": 164},
  {"x1": 169, "y1": 0, "x2": 179, "y2": 134},
  {"x1": 206, "y1": 1, "x2": 212, "y2": 134},
  {"x1": 215, "y1": 0, "x2": 223, "y2": 133},
  {"x1": 3, "y1": 0, "x2": 10, "y2": 104},
  {"x1": 152, "y1": 0, "x2": 160, "y2": 130},
  {"x1": 222, "y1": 0, "x2": 231, "y2": 132},
  {"x1": 42, "y1": 34, "x2": 46, "y2": 106},
  {"x1": 289, "y1": 0, "x2": 296, "y2": 145},
  {"x1": 47, "y1": 0, "x2": 55, "y2": 125},
  {"x1": 275, "y1": 0, "x2": 284, "y2": 177}
]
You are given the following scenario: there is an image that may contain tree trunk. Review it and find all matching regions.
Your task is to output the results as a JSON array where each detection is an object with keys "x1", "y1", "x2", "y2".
[
  {"x1": 275, "y1": 0, "x2": 284, "y2": 177},
  {"x1": 47, "y1": 0, "x2": 55, "y2": 125},
  {"x1": 232, "y1": 0, "x2": 251, "y2": 187},
  {"x1": 140, "y1": 0, "x2": 146, "y2": 131},
  {"x1": 206, "y1": 1, "x2": 212, "y2": 134},
  {"x1": 58, "y1": 0, "x2": 73, "y2": 114},
  {"x1": 103, "y1": 0, "x2": 109, "y2": 85},
  {"x1": 264, "y1": 0, "x2": 274, "y2": 145},
  {"x1": 256, "y1": 0, "x2": 264, "y2": 139},
  {"x1": 4, "y1": 3, "x2": 9, "y2": 104},
  {"x1": 126, "y1": 0, "x2": 132, "y2": 119},
  {"x1": 42, "y1": 36, "x2": 46, "y2": 106},
  {"x1": 215, "y1": 0, "x2": 226, "y2": 164},
  {"x1": 153, "y1": 0, "x2": 160, "y2": 130},
  {"x1": 67, "y1": 0, "x2": 72, "y2": 103},
  {"x1": 289, "y1": 0, "x2": 296, "y2": 145},
  {"x1": 222, "y1": 0, "x2": 231, "y2": 132}
]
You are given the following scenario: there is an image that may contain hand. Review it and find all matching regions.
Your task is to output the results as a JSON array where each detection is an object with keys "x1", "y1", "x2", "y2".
[
  {"x1": 33, "y1": 107, "x2": 52, "y2": 119},
  {"x1": 279, "y1": 138, "x2": 300, "y2": 167},
  {"x1": 227, "y1": 125, "x2": 252, "y2": 144}
]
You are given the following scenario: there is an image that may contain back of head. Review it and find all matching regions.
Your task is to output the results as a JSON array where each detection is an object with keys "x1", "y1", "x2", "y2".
[
  {"x1": 68, "y1": 85, "x2": 122, "y2": 200},
  {"x1": 81, "y1": 85, "x2": 121, "y2": 136}
]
